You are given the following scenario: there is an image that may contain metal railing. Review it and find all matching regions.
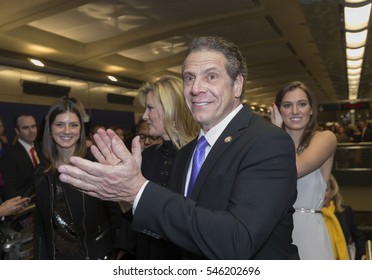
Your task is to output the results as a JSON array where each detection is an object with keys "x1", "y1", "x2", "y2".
[{"x1": 333, "y1": 142, "x2": 372, "y2": 171}]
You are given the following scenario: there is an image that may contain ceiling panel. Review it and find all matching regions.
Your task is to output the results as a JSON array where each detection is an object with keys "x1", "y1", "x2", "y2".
[{"x1": 0, "y1": 0, "x2": 371, "y2": 111}]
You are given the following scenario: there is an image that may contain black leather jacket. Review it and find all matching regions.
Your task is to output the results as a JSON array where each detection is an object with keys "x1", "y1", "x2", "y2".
[{"x1": 33, "y1": 166, "x2": 121, "y2": 259}]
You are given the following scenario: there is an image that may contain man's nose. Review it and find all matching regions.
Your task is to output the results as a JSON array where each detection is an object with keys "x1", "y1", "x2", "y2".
[{"x1": 190, "y1": 77, "x2": 205, "y2": 94}]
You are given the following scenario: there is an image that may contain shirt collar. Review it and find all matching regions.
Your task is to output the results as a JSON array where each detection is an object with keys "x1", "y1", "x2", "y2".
[
  {"x1": 18, "y1": 138, "x2": 33, "y2": 151},
  {"x1": 201, "y1": 104, "x2": 243, "y2": 147}
]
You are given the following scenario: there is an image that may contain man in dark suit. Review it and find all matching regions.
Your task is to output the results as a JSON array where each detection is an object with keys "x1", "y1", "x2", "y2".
[
  {"x1": 58, "y1": 36, "x2": 299, "y2": 259},
  {"x1": 0, "y1": 114, "x2": 41, "y2": 200}
]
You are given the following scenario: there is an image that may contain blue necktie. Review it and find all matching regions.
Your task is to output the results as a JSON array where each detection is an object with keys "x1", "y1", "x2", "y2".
[{"x1": 187, "y1": 136, "x2": 208, "y2": 198}]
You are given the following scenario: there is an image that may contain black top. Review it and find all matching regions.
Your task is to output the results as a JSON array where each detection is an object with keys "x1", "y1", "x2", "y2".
[
  {"x1": 33, "y1": 152, "x2": 121, "y2": 259},
  {"x1": 118, "y1": 141, "x2": 181, "y2": 259},
  {"x1": 335, "y1": 205, "x2": 366, "y2": 260},
  {"x1": 0, "y1": 139, "x2": 8, "y2": 159},
  {"x1": 141, "y1": 141, "x2": 177, "y2": 188}
]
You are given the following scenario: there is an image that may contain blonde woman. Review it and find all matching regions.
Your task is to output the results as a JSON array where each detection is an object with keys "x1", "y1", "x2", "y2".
[
  {"x1": 323, "y1": 175, "x2": 366, "y2": 260},
  {"x1": 117, "y1": 75, "x2": 199, "y2": 259},
  {"x1": 137, "y1": 75, "x2": 199, "y2": 187}
]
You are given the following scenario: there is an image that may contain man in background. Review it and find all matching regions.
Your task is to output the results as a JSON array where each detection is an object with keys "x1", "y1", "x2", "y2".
[{"x1": 0, "y1": 114, "x2": 41, "y2": 200}]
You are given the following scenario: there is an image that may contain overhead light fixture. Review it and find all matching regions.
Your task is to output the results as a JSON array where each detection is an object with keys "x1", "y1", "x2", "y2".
[
  {"x1": 347, "y1": 59, "x2": 363, "y2": 68},
  {"x1": 344, "y1": 1, "x2": 372, "y2": 100},
  {"x1": 348, "y1": 80, "x2": 360, "y2": 86},
  {"x1": 107, "y1": 75, "x2": 118, "y2": 82},
  {"x1": 347, "y1": 68, "x2": 362, "y2": 75},
  {"x1": 28, "y1": 58, "x2": 45, "y2": 67},
  {"x1": 344, "y1": 4, "x2": 371, "y2": 30},
  {"x1": 348, "y1": 73, "x2": 361, "y2": 79},
  {"x1": 346, "y1": 0, "x2": 369, "y2": 3},
  {"x1": 346, "y1": 47, "x2": 365, "y2": 60},
  {"x1": 345, "y1": 30, "x2": 368, "y2": 48}
]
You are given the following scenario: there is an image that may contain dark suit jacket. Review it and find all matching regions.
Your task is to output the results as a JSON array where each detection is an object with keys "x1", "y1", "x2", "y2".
[
  {"x1": 131, "y1": 106, "x2": 299, "y2": 259},
  {"x1": 335, "y1": 205, "x2": 366, "y2": 260},
  {"x1": 0, "y1": 141, "x2": 42, "y2": 200}
]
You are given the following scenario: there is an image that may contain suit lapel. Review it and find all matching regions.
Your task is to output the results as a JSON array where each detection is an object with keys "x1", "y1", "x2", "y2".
[
  {"x1": 16, "y1": 141, "x2": 35, "y2": 168},
  {"x1": 170, "y1": 140, "x2": 196, "y2": 195},
  {"x1": 190, "y1": 106, "x2": 253, "y2": 199}
]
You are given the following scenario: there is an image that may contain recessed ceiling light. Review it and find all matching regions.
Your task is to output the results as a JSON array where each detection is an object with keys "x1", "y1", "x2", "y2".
[
  {"x1": 107, "y1": 75, "x2": 118, "y2": 82},
  {"x1": 28, "y1": 58, "x2": 44, "y2": 67}
]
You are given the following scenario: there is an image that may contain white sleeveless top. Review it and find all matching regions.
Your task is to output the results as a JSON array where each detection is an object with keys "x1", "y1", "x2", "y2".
[{"x1": 292, "y1": 169, "x2": 333, "y2": 259}]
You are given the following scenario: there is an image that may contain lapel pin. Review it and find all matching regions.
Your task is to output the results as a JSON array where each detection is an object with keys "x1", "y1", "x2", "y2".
[{"x1": 224, "y1": 136, "x2": 232, "y2": 143}]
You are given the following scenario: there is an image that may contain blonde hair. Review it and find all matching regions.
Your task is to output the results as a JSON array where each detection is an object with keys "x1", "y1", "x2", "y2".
[
  {"x1": 138, "y1": 75, "x2": 199, "y2": 149},
  {"x1": 328, "y1": 174, "x2": 344, "y2": 213}
]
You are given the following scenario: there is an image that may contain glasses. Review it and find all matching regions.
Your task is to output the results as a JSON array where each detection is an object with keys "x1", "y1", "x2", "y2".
[{"x1": 138, "y1": 134, "x2": 161, "y2": 142}]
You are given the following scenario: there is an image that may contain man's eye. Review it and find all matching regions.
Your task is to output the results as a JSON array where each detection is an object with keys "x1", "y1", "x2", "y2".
[{"x1": 184, "y1": 75, "x2": 193, "y2": 82}]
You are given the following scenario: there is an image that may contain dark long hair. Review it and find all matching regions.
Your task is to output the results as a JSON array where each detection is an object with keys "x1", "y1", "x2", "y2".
[
  {"x1": 42, "y1": 98, "x2": 87, "y2": 173},
  {"x1": 275, "y1": 81, "x2": 318, "y2": 154}
]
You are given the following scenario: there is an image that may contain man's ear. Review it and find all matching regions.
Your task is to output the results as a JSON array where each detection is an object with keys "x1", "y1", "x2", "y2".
[{"x1": 234, "y1": 74, "x2": 244, "y2": 99}]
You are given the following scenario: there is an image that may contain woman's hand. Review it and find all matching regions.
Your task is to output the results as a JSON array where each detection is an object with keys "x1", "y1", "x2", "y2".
[
  {"x1": 270, "y1": 103, "x2": 283, "y2": 128},
  {"x1": 0, "y1": 196, "x2": 30, "y2": 217},
  {"x1": 90, "y1": 129, "x2": 123, "y2": 166}
]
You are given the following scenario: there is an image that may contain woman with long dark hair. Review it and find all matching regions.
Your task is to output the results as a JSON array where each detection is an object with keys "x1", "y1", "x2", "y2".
[
  {"x1": 33, "y1": 98, "x2": 120, "y2": 259},
  {"x1": 271, "y1": 81, "x2": 336, "y2": 259}
]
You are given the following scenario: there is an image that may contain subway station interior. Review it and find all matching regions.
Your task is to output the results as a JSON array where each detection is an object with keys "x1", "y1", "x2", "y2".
[{"x1": 0, "y1": 0, "x2": 371, "y2": 259}]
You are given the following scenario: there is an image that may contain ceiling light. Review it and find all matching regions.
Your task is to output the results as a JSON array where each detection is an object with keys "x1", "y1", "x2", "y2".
[
  {"x1": 349, "y1": 95, "x2": 357, "y2": 100},
  {"x1": 349, "y1": 87, "x2": 359, "y2": 94},
  {"x1": 345, "y1": 30, "x2": 368, "y2": 48},
  {"x1": 346, "y1": 47, "x2": 365, "y2": 60},
  {"x1": 344, "y1": 4, "x2": 371, "y2": 30},
  {"x1": 347, "y1": 59, "x2": 363, "y2": 68},
  {"x1": 348, "y1": 74, "x2": 361, "y2": 80},
  {"x1": 107, "y1": 75, "x2": 118, "y2": 82},
  {"x1": 349, "y1": 83, "x2": 359, "y2": 88},
  {"x1": 346, "y1": 0, "x2": 368, "y2": 3},
  {"x1": 347, "y1": 68, "x2": 362, "y2": 75},
  {"x1": 344, "y1": 1, "x2": 371, "y2": 101},
  {"x1": 28, "y1": 58, "x2": 44, "y2": 67},
  {"x1": 348, "y1": 80, "x2": 359, "y2": 86}
]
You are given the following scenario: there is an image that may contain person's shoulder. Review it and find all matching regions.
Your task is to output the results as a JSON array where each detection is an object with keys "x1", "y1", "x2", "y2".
[
  {"x1": 313, "y1": 129, "x2": 337, "y2": 143},
  {"x1": 315, "y1": 129, "x2": 337, "y2": 138},
  {"x1": 142, "y1": 142, "x2": 163, "y2": 156},
  {"x1": 0, "y1": 142, "x2": 22, "y2": 160},
  {"x1": 239, "y1": 114, "x2": 294, "y2": 150},
  {"x1": 177, "y1": 138, "x2": 196, "y2": 156},
  {"x1": 249, "y1": 113, "x2": 289, "y2": 138},
  {"x1": 342, "y1": 204, "x2": 353, "y2": 212}
]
